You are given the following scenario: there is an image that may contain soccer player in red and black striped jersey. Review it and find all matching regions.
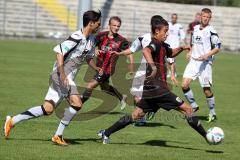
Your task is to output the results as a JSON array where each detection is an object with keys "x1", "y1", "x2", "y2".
[
  {"x1": 81, "y1": 16, "x2": 132, "y2": 110},
  {"x1": 98, "y1": 15, "x2": 208, "y2": 144}
]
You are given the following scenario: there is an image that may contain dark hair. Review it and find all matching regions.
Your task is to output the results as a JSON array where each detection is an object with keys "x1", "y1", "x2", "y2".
[
  {"x1": 109, "y1": 16, "x2": 121, "y2": 25},
  {"x1": 150, "y1": 15, "x2": 163, "y2": 25},
  {"x1": 83, "y1": 10, "x2": 102, "y2": 27},
  {"x1": 151, "y1": 16, "x2": 168, "y2": 34},
  {"x1": 202, "y1": 8, "x2": 212, "y2": 14}
]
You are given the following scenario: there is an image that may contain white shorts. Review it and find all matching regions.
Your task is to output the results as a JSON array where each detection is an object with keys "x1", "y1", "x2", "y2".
[
  {"x1": 130, "y1": 58, "x2": 147, "y2": 98},
  {"x1": 44, "y1": 78, "x2": 78, "y2": 106},
  {"x1": 183, "y1": 58, "x2": 213, "y2": 87}
]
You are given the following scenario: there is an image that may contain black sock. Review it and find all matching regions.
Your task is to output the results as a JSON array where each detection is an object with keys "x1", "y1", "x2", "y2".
[
  {"x1": 104, "y1": 114, "x2": 133, "y2": 137},
  {"x1": 81, "y1": 89, "x2": 92, "y2": 103},
  {"x1": 102, "y1": 85, "x2": 123, "y2": 101},
  {"x1": 186, "y1": 116, "x2": 206, "y2": 138}
]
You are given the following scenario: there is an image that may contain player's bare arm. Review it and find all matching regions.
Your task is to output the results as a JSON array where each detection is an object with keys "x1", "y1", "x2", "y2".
[
  {"x1": 197, "y1": 47, "x2": 221, "y2": 61},
  {"x1": 169, "y1": 63, "x2": 178, "y2": 85},
  {"x1": 186, "y1": 47, "x2": 192, "y2": 60},
  {"x1": 86, "y1": 58, "x2": 101, "y2": 72},
  {"x1": 143, "y1": 47, "x2": 157, "y2": 79},
  {"x1": 112, "y1": 48, "x2": 133, "y2": 56},
  {"x1": 56, "y1": 53, "x2": 69, "y2": 87},
  {"x1": 171, "y1": 45, "x2": 190, "y2": 57}
]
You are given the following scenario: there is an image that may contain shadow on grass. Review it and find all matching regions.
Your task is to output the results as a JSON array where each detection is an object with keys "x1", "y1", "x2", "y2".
[
  {"x1": 144, "y1": 122, "x2": 176, "y2": 129},
  {"x1": 7, "y1": 137, "x2": 100, "y2": 145},
  {"x1": 143, "y1": 140, "x2": 224, "y2": 153},
  {"x1": 65, "y1": 138, "x2": 100, "y2": 145}
]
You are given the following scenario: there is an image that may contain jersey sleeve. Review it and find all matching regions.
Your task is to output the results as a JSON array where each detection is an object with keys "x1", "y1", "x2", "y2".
[
  {"x1": 146, "y1": 41, "x2": 156, "y2": 53},
  {"x1": 164, "y1": 43, "x2": 173, "y2": 58},
  {"x1": 129, "y1": 37, "x2": 142, "y2": 52},
  {"x1": 53, "y1": 32, "x2": 81, "y2": 55},
  {"x1": 210, "y1": 28, "x2": 221, "y2": 49}
]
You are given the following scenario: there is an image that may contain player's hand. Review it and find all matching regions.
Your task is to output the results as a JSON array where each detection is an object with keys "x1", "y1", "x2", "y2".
[
  {"x1": 146, "y1": 67, "x2": 157, "y2": 81},
  {"x1": 95, "y1": 49, "x2": 103, "y2": 56},
  {"x1": 196, "y1": 54, "x2": 209, "y2": 61},
  {"x1": 171, "y1": 74, "x2": 178, "y2": 86},
  {"x1": 181, "y1": 45, "x2": 191, "y2": 50},
  {"x1": 95, "y1": 67, "x2": 101, "y2": 72}
]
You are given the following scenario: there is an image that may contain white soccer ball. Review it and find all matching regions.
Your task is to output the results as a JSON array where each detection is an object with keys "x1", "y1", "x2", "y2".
[{"x1": 206, "y1": 127, "x2": 224, "y2": 145}]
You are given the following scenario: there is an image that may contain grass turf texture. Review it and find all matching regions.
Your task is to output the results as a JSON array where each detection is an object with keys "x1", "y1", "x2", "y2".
[{"x1": 0, "y1": 40, "x2": 239, "y2": 160}]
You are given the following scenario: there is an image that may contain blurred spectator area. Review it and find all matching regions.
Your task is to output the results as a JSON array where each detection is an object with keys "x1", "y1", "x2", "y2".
[{"x1": 0, "y1": 0, "x2": 240, "y2": 51}]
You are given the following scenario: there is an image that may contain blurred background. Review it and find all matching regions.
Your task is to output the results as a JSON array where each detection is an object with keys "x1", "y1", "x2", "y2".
[{"x1": 0, "y1": 0, "x2": 239, "y2": 52}]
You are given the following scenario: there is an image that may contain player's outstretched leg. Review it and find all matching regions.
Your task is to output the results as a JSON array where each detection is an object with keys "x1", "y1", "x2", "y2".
[
  {"x1": 98, "y1": 107, "x2": 145, "y2": 144},
  {"x1": 81, "y1": 88, "x2": 93, "y2": 103},
  {"x1": 177, "y1": 102, "x2": 207, "y2": 139},
  {"x1": 4, "y1": 103, "x2": 51, "y2": 139}
]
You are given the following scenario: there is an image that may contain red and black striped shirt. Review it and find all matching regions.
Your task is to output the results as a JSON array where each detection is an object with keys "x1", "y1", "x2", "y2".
[
  {"x1": 146, "y1": 38, "x2": 173, "y2": 82},
  {"x1": 95, "y1": 31, "x2": 129, "y2": 75}
]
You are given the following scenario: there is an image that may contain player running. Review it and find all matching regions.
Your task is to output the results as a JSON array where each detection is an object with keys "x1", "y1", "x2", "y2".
[
  {"x1": 115, "y1": 15, "x2": 178, "y2": 125},
  {"x1": 181, "y1": 8, "x2": 221, "y2": 122},
  {"x1": 98, "y1": 15, "x2": 208, "y2": 144},
  {"x1": 80, "y1": 16, "x2": 132, "y2": 110},
  {"x1": 4, "y1": 10, "x2": 102, "y2": 146},
  {"x1": 165, "y1": 13, "x2": 187, "y2": 79}
]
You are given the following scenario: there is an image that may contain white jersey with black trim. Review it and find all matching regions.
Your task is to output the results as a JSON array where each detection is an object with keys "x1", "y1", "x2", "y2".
[
  {"x1": 130, "y1": 33, "x2": 151, "y2": 53},
  {"x1": 165, "y1": 22, "x2": 185, "y2": 48},
  {"x1": 191, "y1": 24, "x2": 221, "y2": 62},
  {"x1": 52, "y1": 29, "x2": 96, "y2": 80}
]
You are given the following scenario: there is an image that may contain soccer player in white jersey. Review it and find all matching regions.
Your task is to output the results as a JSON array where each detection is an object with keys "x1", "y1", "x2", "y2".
[
  {"x1": 115, "y1": 15, "x2": 178, "y2": 125},
  {"x1": 165, "y1": 13, "x2": 186, "y2": 79},
  {"x1": 181, "y1": 8, "x2": 221, "y2": 122},
  {"x1": 4, "y1": 10, "x2": 102, "y2": 145}
]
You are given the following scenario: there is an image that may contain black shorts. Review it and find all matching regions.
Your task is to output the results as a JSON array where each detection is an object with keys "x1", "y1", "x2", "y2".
[
  {"x1": 136, "y1": 91, "x2": 184, "y2": 113},
  {"x1": 94, "y1": 72, "x2": 110, "y2": 83}
]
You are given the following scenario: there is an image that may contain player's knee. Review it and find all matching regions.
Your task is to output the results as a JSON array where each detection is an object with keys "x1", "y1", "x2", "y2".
[
  {"x1": 181, "y1": 82, "x2": 189, "y2": 90},
  {"x1": 132, "y1": 109, "x2": 145, "y2": 121},
  {"x1": 180, "y1": 103, "x2": 193, "y2": 116},
  {"x1": 185, "y1": 105, "x2": 193, "y2": 116},
  {"x1": 43, "y1": 102, "x2": 54, "y2": 115},
  {"x1": 87, "y1": 83, "x2": 94, "y2": 89},
  {"x1": 70, "y1": 101, "x2": 82, "y2": 108},
  {"x1": 203, "y1": 87, "x2": 213, "y2": 97}
]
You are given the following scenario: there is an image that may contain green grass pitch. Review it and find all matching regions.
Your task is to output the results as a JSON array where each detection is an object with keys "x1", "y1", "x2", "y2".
[{"x1": 0, "y1": 39, "x2": 239, "y2": 160}]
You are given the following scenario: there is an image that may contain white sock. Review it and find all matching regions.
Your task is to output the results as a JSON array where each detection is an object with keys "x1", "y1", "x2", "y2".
[
  {"x1": 206, "y1": 96, "x2": 216, "y2": 115},
  {"x1": 55, "y1": 106, "x2": 79, "y2": 136},
  {"x1": 184, "y1": 89, "x2": 198, "y2": 108},
  {"x1": 12, "y1": 106, "x2": 44, "y2": 125}
]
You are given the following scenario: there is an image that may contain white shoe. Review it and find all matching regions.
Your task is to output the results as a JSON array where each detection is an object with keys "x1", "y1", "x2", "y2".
[
  {"x1": 98, "y1": 130, "x2": 110, "y2": 144},
  {"x1": 120, "y1": 95, "x2": 127, "y2": 110}
]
